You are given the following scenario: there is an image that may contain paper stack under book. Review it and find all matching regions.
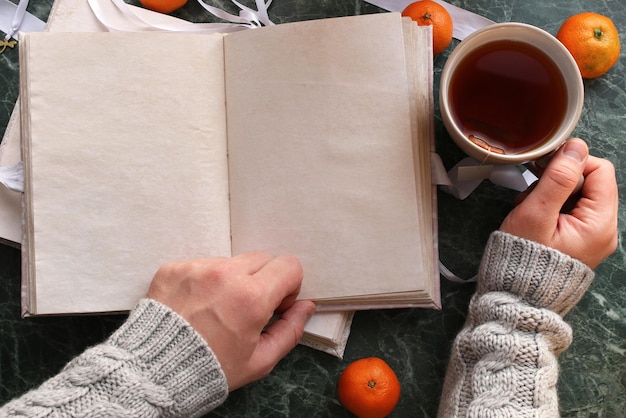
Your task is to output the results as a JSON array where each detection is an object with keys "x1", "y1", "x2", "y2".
[{"x1": 15, "y1": 6, "x2": 439, "y2": 356}]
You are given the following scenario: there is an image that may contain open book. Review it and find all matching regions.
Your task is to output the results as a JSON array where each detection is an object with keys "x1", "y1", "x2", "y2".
[
  {"x1": 18, "y1": 11, "x2": 439, "y2": 350},
  {"x1": 2, "y1": 0, "x2": 362, "y2": 358}
]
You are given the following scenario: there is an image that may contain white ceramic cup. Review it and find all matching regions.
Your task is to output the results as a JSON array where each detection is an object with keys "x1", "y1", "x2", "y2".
[{"x1": 440, "y1": 22, "x2": 584, "y2": 164}]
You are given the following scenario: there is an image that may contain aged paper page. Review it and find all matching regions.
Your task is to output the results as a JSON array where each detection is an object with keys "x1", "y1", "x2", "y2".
[
  {"x1": 225, "y1": 13, "x2": 429, "y2": 302},
  {"x1": 0, "y1": 0, "x2": 196, "y2": 246},
  {"x1": 21, "y1": 32, "x2": 231, "y2": 314}
]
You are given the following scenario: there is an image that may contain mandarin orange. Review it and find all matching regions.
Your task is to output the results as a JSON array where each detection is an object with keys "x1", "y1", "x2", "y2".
[
  {"x1": 140, "y1": 0, "x2": 187, "y2": 14},
  {"x1": 338, "y1": 357, "x2": 401, "y2": 418},
  {"x1": 402, "y1": 0, "x2": 453, "y2": 55},
  {"x1": 557, "y1": 12, "x2": 620, "y2": 79}
]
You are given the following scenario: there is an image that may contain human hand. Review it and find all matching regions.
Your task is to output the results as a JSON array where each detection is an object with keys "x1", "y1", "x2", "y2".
[
  {"x1": 500, "y1": 138, "x2": 618, "y2": 268},
  {"x1": 147, "y1": 252, "x2": 316, "y2": 391}
]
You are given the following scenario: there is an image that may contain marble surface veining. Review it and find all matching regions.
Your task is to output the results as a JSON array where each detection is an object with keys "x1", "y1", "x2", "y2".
[{"x1": 0, "y1": 1, "x2": 625, "y2": 416}]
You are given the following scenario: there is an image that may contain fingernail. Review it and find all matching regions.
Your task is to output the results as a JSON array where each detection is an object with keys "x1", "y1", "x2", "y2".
[
  {"x1": 562, "y1": 140, "x2": 588, "y2": 163},
  {"x1": 306, "y1": 302, "x2": 317, "y2": 319}
]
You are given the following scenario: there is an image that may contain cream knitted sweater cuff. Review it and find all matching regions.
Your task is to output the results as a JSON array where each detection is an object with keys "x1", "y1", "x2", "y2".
[
  {"x1": 1, "y1": 298, "x2": 229, "y2": 417},
  {"x1": 106, "y1": 298, "x2": 230, "y2": 416},
  {"x1": 478, "y1": 230, "x2": 595, "y2": 317},
  {"x1": 437, "y1": 231, "x2": 596, "y2": 417}
]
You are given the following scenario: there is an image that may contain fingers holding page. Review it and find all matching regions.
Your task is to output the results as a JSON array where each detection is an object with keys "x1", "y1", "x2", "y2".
[
  {"x1": 244, "y1": 300, "x2": 316, "y2": 386},
  {"x1": 252, "y1": 254, "x2": 305, "y2": 313},
  {"x1": 230, "y1": 251, "x2": 275, "y2": 275},
  {"x1": 147, "y1": 252, "x2": 311, "y2": 391}
]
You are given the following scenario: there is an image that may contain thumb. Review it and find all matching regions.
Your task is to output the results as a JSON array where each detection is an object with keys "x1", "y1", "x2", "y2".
[
  {"x1": 260, "y1": 301, "x2": 315, "y2": 353},
  {"x1": 248, "y1": 301, "x2": 316, "y2": 378},
  {"x1": 523, "y1": 139, "x2": 588, "y2": 217}
]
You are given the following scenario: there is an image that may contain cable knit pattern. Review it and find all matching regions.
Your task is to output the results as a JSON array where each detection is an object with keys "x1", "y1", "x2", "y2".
[
  {"x1": 1, "y1": 299, "x2": 229, "y2": 417},
  {"x1": 438, "y1": 231, "x2": 595, "y2": 418}
]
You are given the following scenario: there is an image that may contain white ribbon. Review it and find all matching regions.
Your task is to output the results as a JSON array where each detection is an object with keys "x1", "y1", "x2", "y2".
[
  {"x1": 442, "y1": 158, "x2": 537, "y2": 200},
  {"x1": 88, "y1": 0, "x2": 486, "y2": 37},
  {"x1": 86, "y1": 0, "x2": 273, "y2": 34},
  {"x1": 197, "y1": 0, "x2": 274, "y2": 28},
  {"x1": 0, "y1": 0, "x2": 45, "y2": 41},
  {"x1": 0, "y1": 162, "x2": 24, "y2": 193},
  {"x1": 438, "y1": 262, "x2": 476, "y2": 283}
]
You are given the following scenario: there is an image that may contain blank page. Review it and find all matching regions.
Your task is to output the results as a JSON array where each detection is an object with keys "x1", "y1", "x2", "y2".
[
  {"x1": 225, "y1": 14, "x2": 430, "y2": 302},
  {"x1": 21, "y1": 32, "x2": 232, "y2": 314}
]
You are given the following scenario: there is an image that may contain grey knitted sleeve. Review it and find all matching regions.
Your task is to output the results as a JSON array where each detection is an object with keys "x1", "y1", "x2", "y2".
[
  {"x1": 438, "y1": 231, "x2": 595, "y2": 417},
  {"x1": 1, "y1": 299, "x2": 229, "y2": 417}
]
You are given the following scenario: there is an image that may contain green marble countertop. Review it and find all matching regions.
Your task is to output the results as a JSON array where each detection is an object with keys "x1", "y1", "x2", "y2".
[{"x1": 1, "y1": 1, "x2": 624, "y2": 416}]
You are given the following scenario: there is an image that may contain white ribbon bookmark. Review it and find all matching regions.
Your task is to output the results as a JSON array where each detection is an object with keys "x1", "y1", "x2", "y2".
[
  {"x1": 442, "y1": 158, "x2": 537, "y2": 200},
  {"x1": 197, "y1": 0, "x2": 274, "y2": 28},
  {"x1": 0, "y1": 162, "x2": 23, "y2": 193},
  {"x1": 86, "y1": 0, "x2": 273, "y2": 34},
  {"x1": 0, "y1": 0, "x2": 45, "y2": 40},
  {"x1": 0, "y1": 0, "x2": 45, "y2": 53}
]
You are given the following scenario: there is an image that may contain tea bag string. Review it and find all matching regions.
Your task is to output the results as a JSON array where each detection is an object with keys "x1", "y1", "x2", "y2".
[{"x1": 481, "y1": 145, "x2": 502, "y2": 165}]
